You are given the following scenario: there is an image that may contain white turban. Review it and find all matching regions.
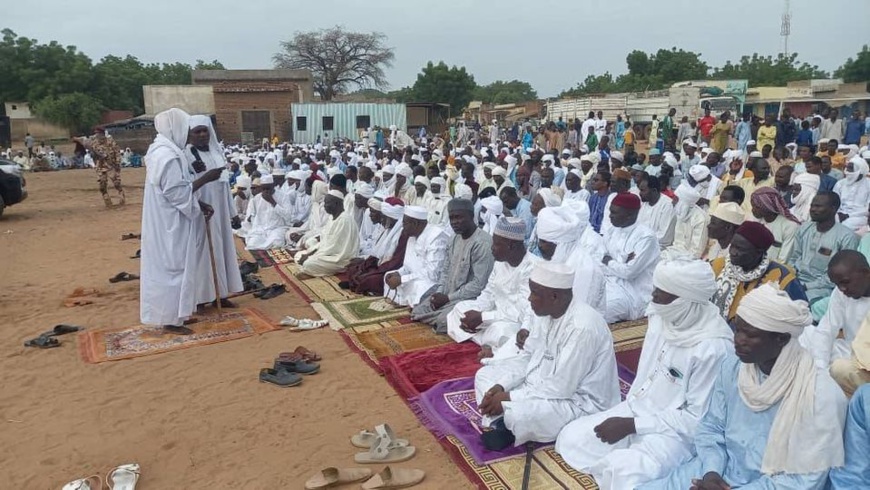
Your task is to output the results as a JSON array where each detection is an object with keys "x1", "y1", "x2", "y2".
[
  {"x1": 381, "y1": 201, "x2": 404, "y2": 220},
  {"x1": 355, "y1": 182, "x2": 374, "y2": 198},
  {"x1": 567, "y1": 157, "x2": 582, "y2": 169},
  {"x1": 151, "y1": 108, "x2": 191, "y2": 157},
  {"x1": 611, "y1": 151, "x2": 624, "y2": 162},
  {"x1": 536, "y1": 188, "x2": 562, "y2": 207},
  {"x1": 368, "y1": 198, "x2": 382, "y2": 211},
  {"x1": 235, "y1": 175, "x2": 252, "y2": 188},
  {"x1": 431, "y1": 176, "x2": 446, "y2": 187},
  {"x1": 492, "y1": 166, "x2": 507, "y2": 177},
  {"x1": 737, "y1": 283, "x2": 812, "y2": 337},
  {"x1": 689, "y1": 164, "x2": 710, "y2": 182},
  {"x1": 259, "y1": 174, "x2": 274, "y2": 185},
  {"x1": 382, "y1": 164, "x2": 396, "y2": 175},
  {"x1": 649, "y1": 254, "x2": 733, "y2": 348},
  {"x1": 541, "y1": 154, "x2": 555, "y2": 164},
  {"x1": 536, "y1": 205, "x2": 580, "y2": 244},
  {"x1": 454, "y1": 184, "x2": 473, "y2": 200},
  {"x1": 480, "y1": 196, "x2": 503, "y2": 215},
  {"x1": 674, "y1": 183, "x2": 700, "y2": 220},
  {"x1": 396, "y1": 163, "x2": 413, "y2": 178}
]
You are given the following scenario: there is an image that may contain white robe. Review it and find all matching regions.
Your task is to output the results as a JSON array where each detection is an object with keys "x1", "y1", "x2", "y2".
[
  {"x1": 556, "y1": 315, "x2": 732, "y2": 490},
  {"x1": 185, "y1": 147, "x2": 243, "y2": 304},
  {"x1": 474, "y1": 299, "x2": 620, "y2": 445},
  {"x1": 602, "y1": 223, "x2": 660, "y2": 323},
  {"x1": 801, "y1": 289, "x2": 870, "y2": 369},
  {"x1": 639, "y1": 198, "x2": 676, "y2": 250},
  {"x1": 357, "y1": 209, "x2": 382, "y2": 257},
  {"x1": 427, "y1": 195, "x2": 450, "y2": 228},
  {"x1": 140, "y1": 146, "x2": 203, "y2": 326},
  {"x1": 446, "y1": 252, "x2": 537, "y2": 348},
  {"x1": 244, "y1": 194, "x2": 294, "y2": 250},
  {"x1": 386, "y1": 225, "x2": 448, "y2": 306},
  {"x1": 299, "y1": 210, "x2": 360, "y2": 276},
  {"x1": 834, "y1": 178, "x2": 870, "y2": 232},
  {"x1": 670, "y1": 206, "x2": 709, "y2": 259}
]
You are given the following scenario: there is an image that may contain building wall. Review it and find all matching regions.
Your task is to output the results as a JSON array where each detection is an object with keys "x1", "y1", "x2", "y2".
[
  {"x1": 210, "y1": 82, "x2": 300, "y2": 143},
  {"x1": 4, "y1": 102, "x2": 32, "y2": 119},
  {"x1": 10, "y1": 118, "x2": 69, "y2": 142},
  {"x1": 291, "y1": 103, "x2": 407, "y2": 144},
  {"x1": 143, "y1": 85, "x2": 215, "y2": 115}
]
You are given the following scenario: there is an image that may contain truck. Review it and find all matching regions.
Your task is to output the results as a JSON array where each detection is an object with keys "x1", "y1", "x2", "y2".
[{"x1": 545, "y1": 80, "x2": 746, "y2": 141}]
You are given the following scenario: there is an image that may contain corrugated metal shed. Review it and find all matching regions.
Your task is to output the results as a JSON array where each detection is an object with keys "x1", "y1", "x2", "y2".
[{"x1": 291, "y1": 103, "x2": 407, "y2": 144}]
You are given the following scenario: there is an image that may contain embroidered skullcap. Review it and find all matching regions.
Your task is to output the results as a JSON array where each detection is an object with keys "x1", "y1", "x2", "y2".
[{"x1": 493, "y1": 216, "x2": 526, "y2": 242}]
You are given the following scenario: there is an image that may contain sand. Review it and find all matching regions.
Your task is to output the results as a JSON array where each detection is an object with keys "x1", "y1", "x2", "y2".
[{"x1": 0, "y1": 168, "x2": 473, "y2": 489}]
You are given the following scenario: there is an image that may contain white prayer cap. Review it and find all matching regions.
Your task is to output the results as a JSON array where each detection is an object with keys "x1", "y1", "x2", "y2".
[
  {"x1": 381, "y1": 201, "x2": 404, "y2": 220},
  {"x1": 748, "y1": 151, "x2": 764, "y2": 158},
  {"x1": 736, "y1": 283, "x2": 812, "y2": 336},
  {"x1": 396, "y1": 163, "x2": 413, "y2": 177},
  {"x1": 653, "y1": 254, "x2": 718, "y2": 303},
  {"x1": 404, "y1": 205, "x2": 428, "y2": 220},
  {"x1": 711, "y1": 202, "x2": 745, "y2": 226},
  {"x1": 537, "y1": 188, "x2": 562, "y2": 207},
  {"x1": 664, "y1": 154, "x2": 678, "y2": 169},
  {"x1": 567, "y1": 157, "x2": 582, "y2": 169},
  {"x1": 481, "y1": 196, "x2": 503, "y2": 215},
  {"x1": 414, "y1": 176, "x2": 430, "y2": 187},
  {"x1": 355, "y1": 182, "x2": 374, "y2": 198},
  {"x1": 492, "y1": 166, "x2": 507, "y2": 177},
  {"x1": 454, "y1": 183, "x2": 473, "y2": 200},
  {"x1": 493, "y1": 216, "x2": 526, "y2": 242},
  {"x1": 688, "y1": 164, "x2": 710, "y2": 181},
  {"x1": 746, "y1": 139, "x2": 757, "y2": 146},
  {"x1": 530, "y1": 261, "x2": 575, "y2": 290},
  {"x1": 327, "y1": 189, "x2": 344, "y2": 200},
  {"x1": 382, "y1": 164, "x2": 396, "y2": 174},
  {"x1": 188, "y1": 114, "x2": 211, "y2": 129},
  {"x1": 569, "y1": 169, "x2": 583, "y2": 179},
  {"x1": 579, "y1": 155, "x2": 593, "y2": 163},
  {"x1": 536, "y1": 205, "x2": 580, "y2": 243},
  {"x1": 561, "y1": 148, "x2": 571, "y2": 155},
  {"x1": 329, "y1": 149, "x2": 340, "y2": 157},
  {"x1": 483, "y1": 162, "x2": 497, "y2": 169},
  {"x1": 368, "y1": 198, "x2": 382, "y2": 211},
  {"x1": 611, "y1": 151, "x2": 624, "y2": 162},
  {"x1": 701, "y1": 147, "x2": 713, "y2": 156},
  {"x1": 235, "y1": 175, "x2": 251, "y2": 188},
  {"x1": 259, "y1": 174, "x2": 274, "y2": 185},
  {"x1": 293, "y1": 158, "x2": 302, "y2": 165},
  {"x1": 271, "y1": 168, "x2": 286, "y2": 176},
  {"x1": 288, "y1": 170, "x2": 305, "y2": 180},
  {"x1": 542, "y1": 154, "x2": 555, "y2": 164},
  {"x1": 587, "y1": 153, "x2": 601, "y2": 165},
  {"x1": 683, "y1": 138, "x2": 698, "y2": 148}
]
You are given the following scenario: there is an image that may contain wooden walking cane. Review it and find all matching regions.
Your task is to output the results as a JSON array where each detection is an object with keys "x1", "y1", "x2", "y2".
[{"x1": 204, "y1": 216, "x2": 223, "y2": 317}]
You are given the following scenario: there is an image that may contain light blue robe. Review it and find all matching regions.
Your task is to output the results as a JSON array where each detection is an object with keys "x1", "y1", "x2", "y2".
[
  {"x1": 640, "y1": 354, "x2": 843, "y2": 490},
  {"x1": 829, "y1": 384, "x2": 870, "y2": 488},
  {"x1": 507, "y1": 198, "x2": 535, "y2": 244}
]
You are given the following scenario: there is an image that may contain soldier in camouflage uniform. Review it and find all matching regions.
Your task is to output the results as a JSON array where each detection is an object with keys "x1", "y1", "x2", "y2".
[{"x1": 74, "y1": 127, "x2": 125, "y2": 207}]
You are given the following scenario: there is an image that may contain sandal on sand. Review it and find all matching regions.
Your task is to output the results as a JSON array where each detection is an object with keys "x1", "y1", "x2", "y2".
[
  {"x1": 43, "y1": 324, "x2": 82, "y2": 337},
  {"x1": 258, "y1": 284, "x2": 286, "y2": 300},
  {"x1": 259, "y1": 368, "x2": 302, "y2": 387},
  {"x1": 361, "y1": 466, "x2": 425, "y2": 490},
  {"x1": 130, "y1": 249, "x2": 140, "y2": 259},
  {"x1": 109, "y1": 272, "x2": 139, "y2": 283},
  {"x1": 304, "y1": 467, "x2": 372, "y2": 490},
  {"x1": 24, "y1": 335, "x2": 60, "y2": 349},
  {"x1": 292, "y1": 346, "x2": 322, "y2": 362},
  {"x1": 120, "y1": 233, "x2": 140, "y2": 241},
  {"x1": 351, "y1": 424, "x2": 409, "y2": 449},
  {"x1": 63, "y1": 475, "x2": 102, "y2": 490},
  {"x1": 273, "y1": 358, "x2": 320, "y2": 375},
  {"x1": 106, "y1": 463, "x2": 139, "y2": 490},
  {"x1": 354, "y1": 435, "x2": 416, "y2": 464}
]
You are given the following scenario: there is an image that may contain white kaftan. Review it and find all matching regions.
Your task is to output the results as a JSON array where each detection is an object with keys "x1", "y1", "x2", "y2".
[
  {"x1": 299, "y1": 211, "x2": 360, "y2": 276},
  {"x1": 670, "y1": 206, "x2": 709, "y2": 259},
  {"x1": 639, "y1": 198, "x2": 676, "y2": 249},
  {"x1": 602, "y1": 223, "x2": 660, "y2": 323},
  {"x1": 244, "y1": 194, "x2": 294, "y2": 250},
  {"x1": 801, "y1": 289, "x2": 870, "y2": 369},
  {"x1": 386, "y1": 225, "x2": 448, "y2": 306}
]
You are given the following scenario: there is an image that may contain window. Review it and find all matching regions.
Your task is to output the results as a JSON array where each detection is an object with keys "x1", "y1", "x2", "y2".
[
  {"x1": 355, "y1": 115, "x2": 371, "y2": 129},
  {"x1": 296, "y1": 116, "x2": 307, "y2": 131},
  {"x1": 322, "y1": 116, "x2": 334, "y2": 131},
  {"x1": 11, "y1": 105, "x2": 17, "y2": 110}
]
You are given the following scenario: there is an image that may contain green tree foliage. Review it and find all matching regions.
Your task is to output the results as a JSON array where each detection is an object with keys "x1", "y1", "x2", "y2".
[
  {"x1": 835, "y1": 45, "x2": 870, "y2": 84},
  {"x1": 273, "y1": 26, "x2": 394, "y2": 100},
  {"x1": 712, "y1": 53, "x2": 829, "y2": 86},
  {"x1": 32, "y1": 92, "x2": 103, "y2": 134},
  {"x1": 472, "y1": 80, "x2": 537, "y2": 105},
  {"x1": 404, "y1": 62, "x2": 477, "y2": 113}
]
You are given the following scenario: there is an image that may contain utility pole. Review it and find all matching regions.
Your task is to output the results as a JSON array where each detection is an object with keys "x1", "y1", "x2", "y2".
[{"x1": 781, "y1": 0, "x2": 791, "y2": 57}]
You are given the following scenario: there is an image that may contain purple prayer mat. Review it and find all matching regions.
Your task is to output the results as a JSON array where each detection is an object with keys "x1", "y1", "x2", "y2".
[{"x1": 410, "y1": 364, "x2": 636, "y2": 466}]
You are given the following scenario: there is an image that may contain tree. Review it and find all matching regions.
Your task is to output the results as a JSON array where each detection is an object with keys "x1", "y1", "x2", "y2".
[
  {"x1": 560, "y1": 72, "x2": 618, "y2": 97},
  {"x1": 273, "y1": 26, "x2": 394, "y2": 100},
  {"x1": 33, "y1": 92, "x2": 103, "y2": 134},
  {"x1": 194, "y1": 59, "x2": 226, "y2": 71},
  {"x1": 835, "y1": 45, "x2": 870, "y2": 84},
  {"x1": 405, "y1": 62, "x2": 477, "y2": 113},
  {"x1": 712, "y1": 53, "x2": 828, "y2": 86},
  {"x1": 473, "y1": 80, "x2": 537, "y2": 105}
]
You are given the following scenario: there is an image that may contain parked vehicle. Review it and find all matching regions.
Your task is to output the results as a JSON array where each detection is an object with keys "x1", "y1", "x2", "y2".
[{"x1": 0, "y1": 158, "x2": 27, "y2": 217}]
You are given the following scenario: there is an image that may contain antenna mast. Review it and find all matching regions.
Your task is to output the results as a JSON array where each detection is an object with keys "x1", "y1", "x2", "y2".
[{"x1": 781, "y1": 0, "x2": 791, "y2": 57}]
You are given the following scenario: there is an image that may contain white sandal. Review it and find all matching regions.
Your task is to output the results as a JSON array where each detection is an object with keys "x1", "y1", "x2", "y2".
[
  {"x1": 63, "y1": 476, "x2": 102, "y2": 490},
  {"x1": 106, "y1": 463, "x2": 139, "y2": 490},
  {"x1": 351, "y1": 423, "x2": 410, "y2": 449}
]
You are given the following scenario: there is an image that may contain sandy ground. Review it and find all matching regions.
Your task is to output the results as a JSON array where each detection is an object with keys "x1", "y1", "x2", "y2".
[{"x1": 0, "y1": 168, "x2": 472, "y2": 489}]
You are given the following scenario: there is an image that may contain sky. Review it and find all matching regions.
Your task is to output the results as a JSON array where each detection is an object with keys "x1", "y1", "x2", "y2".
[{"x1": 6, "y1": 0, "x2": 869, "y2": 98}]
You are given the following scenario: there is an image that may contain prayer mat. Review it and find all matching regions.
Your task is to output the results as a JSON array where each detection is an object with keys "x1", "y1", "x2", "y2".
[
  {"x1": 410, "y1": 364, "x2": 636, "y2": 468},
  {"x1": 78, "y1": 309, "x2": 278, "y2": 364},
  {"x1": 311, "y1": 296, "x2": 410, "y2": 330},
  {"x1": 339, "y1": 320, "x2": 452, "y2": 371},
  {"x1": 276, "y1": 263, "x2": 358, "y2": 303},
  {"x1": 380, "y1": 342, "x2": 482, "y2": 399},
  {"x1": 266, "y1": 248, "x2": 294, "y2": 266},
  {"x1": 249, "y1": 249, "x2": 276, "y2": 268},
  {"x1": 609, "y1": 317, "x2": 647, "y2": 352}
]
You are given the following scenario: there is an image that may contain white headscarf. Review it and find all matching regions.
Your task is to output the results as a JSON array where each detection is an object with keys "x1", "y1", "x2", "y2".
[
  {"x1": 145, "y1": 108, "x2": 191, "y2": 185},
  {"x1": 736, "y1": 284, "x2": 842, "y2": 475},
  {"x1": 480, "y1": 196, "x2": 503, "y2": 235},
  {"x1": 674, "y1": 183, "x2": 700, "y2": 221},
  {"x1": 188, "y1": 114, "x2": 226, "y2": 171},
  {"x1": 845, "y1": 155, "x2": 869, "y2": 184},
  {"x1": 647, "y1": 252, "x2": 733, "y2": 347},
  {"x1": 371, "y1": 207, "x2": 404, "y2": 263},
  {"x1": 789, "y1": 173, "x2": 820, "y2": 222},
  {"x1": 536, "y1": 188, "x2": 562, "y2": 208},
  {"x1": 537, "y1": 205, "x2": 581, "y2": 262}
]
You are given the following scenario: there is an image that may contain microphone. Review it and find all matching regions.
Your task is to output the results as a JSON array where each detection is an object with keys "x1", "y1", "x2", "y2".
[{"x1": 190, "y1": 147, "x2": 205, "y2": 173}]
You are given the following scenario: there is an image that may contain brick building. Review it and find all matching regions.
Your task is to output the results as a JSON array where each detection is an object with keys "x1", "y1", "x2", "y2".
[{"x1": 192, "y1": 69, "x2": 314, "y2": 144}]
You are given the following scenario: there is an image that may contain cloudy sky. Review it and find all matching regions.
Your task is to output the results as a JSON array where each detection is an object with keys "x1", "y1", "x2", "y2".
[{"x1": 6, "y1": 0, "x2": 868, "y2": 97}]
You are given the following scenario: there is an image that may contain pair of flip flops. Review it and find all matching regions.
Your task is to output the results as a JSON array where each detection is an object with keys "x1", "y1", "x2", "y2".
[
  {"x1": 63, "y1": 463, "x2": 139, "y2": 490},
  {"x1": 254, "y1": 283, "x2": 285, "y2": 300},
  {"x1": 259, "y1": 349, "x2": 322, "y2": 387},
  {"x1": 305, "y1": 466, "x2": 425, "y2": 490},
  {"x1": 24, "y1": 324, "x2": 82, "y2": 349},
  {"x1": 109, "y1": 272, "x2": 139, "y2": 283},
  {"x1": 279, "y1": 316, "x2": 329, "y2": 331},
  {"x1": 352, "y1": 424, "x2": 416, "y2": 464}
]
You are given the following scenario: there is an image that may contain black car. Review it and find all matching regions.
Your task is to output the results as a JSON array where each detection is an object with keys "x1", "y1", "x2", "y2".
[{"x1": 0, "y1": 158, "x2": 27, "y2": 217}]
